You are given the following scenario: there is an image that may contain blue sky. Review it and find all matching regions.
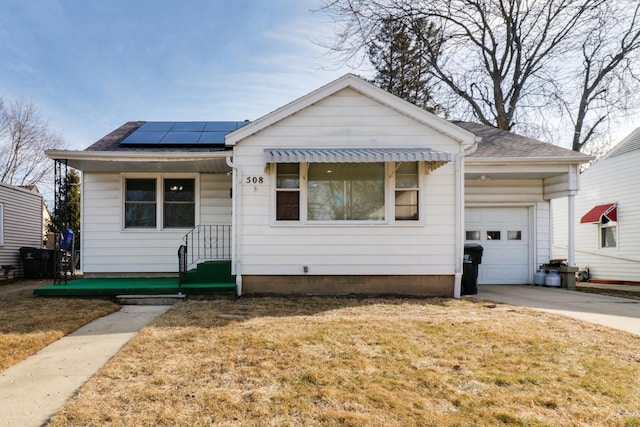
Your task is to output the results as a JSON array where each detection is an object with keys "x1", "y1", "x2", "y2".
[{"x1": 1, "y1": 0, "x2": 364, "y2": 150}]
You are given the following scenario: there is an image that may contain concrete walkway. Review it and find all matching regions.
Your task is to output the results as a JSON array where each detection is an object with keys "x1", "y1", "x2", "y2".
[
  {"x1": 471, "y1": 285, "x2": 640, "y2": 336},
  {"x1": 0, "y1": 305, "x2": 171, "y2": 427}
]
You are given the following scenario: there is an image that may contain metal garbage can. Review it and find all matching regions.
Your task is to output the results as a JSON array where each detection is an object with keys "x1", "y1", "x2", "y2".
[
  {"x1": 462, "y1": 243, "x2": 484, "y2": 295},
  {"x1": 19, "y1": 247, "x2": 53, "y2": 279}
]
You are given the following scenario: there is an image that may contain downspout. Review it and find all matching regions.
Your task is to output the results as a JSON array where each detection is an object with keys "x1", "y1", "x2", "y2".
[
  {"x1": 454, "y1": 139, "x2": 480, "y2": 298},
  {"x1": 226, "y1": 156, "x2": 242, "y2": 296}
]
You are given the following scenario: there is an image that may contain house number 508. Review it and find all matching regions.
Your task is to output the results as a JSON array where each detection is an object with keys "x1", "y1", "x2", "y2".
[{"x1": 245, "y1": 176, "x2": 264, "y2": 184}]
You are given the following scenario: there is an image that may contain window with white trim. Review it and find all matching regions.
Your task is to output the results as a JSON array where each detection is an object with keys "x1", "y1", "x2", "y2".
[
  {"x1": 276, "y1": 163, "x2": 300, "y2": 221},
  {"x1": 395, "y1": 162, "x2": 419, "y2": 220},
  {"x1": 124, "y1": 176, "x2": 196, "y2": 229},
  {"x1": 274, "y1": 162, "x2": 421, "y2": 223},
  {"x1": 600, "y1": 217, "x2": 617, "y2": 248}
]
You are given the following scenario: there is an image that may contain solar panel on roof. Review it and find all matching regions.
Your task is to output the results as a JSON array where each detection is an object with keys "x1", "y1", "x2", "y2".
[
  {"x1": 173, "y1": 122, "x2": 207, "y2": 132},
  {"x1": 120, "y1": 121, "x2": 250, "y2": 146},
  {"x1": 121, "y1": 131, "x2": 167, "y2": 144},
  {"x1": 198, "y1": 132, "x2": 227, "y2": 144},
  {"x1": 204, "y1": 122, "x2": 239, "y2": 132},
  {"x1": 137, "y1": 122, "x2": 175, "y2": 132},
  {"x1": 160, "y1": 131, "x2": 202, "y2": 143}
]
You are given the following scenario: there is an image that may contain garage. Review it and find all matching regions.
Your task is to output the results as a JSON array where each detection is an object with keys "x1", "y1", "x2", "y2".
[{"x1": 465, "y1": 207, "x2": 531, "y2": 285}]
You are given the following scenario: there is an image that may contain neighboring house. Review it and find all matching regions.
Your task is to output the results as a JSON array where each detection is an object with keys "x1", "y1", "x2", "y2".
[
  {"x1": 552, "y1": 128, "x2": 640, "y2": 283},
  {"x1": 46, "y1": 74, "x2": 591, "y2": 296},
  {"x1": 0, "y1": 182, "x2": 45, "y2": 277}
]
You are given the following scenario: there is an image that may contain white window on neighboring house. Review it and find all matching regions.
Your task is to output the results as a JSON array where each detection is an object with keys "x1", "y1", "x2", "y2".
[
  {"x1": 600, "y1": 217, "x2": 617, "y2": 248},
  {"x1": 0, "y1": 203, "x2": 4, "y2": 246}
]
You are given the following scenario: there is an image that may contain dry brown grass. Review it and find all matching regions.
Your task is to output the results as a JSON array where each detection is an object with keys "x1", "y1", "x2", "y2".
[
  {"x1": 48, "y1": 297, "x2": 640, "y2": 427},
  {"x1": 0, "y1": 279, "x2": 120, "y2": 371}
]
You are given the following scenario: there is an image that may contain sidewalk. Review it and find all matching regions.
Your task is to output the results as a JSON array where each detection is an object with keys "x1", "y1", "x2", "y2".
[
  {"x1": 471, "y1": 285, "x2": 640, "y2": 336},
  {"x1": 0, "y1": 305, "x2": 171, "y2": 427}
]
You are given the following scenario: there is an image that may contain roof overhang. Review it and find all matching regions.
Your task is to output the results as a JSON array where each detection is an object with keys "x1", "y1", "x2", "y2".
[
  {"x1": 264, "y1": 147, "x2": 452, "y2": 164},
  {"x1": 45, "y1": 150, "x2": 232, "y2": 173},
  {"x1": 581, "y1": 203, "x2": 617, "y2": 223},
  {"x1": 465, "y1": 156, "x2": 593, "y2": 180}
]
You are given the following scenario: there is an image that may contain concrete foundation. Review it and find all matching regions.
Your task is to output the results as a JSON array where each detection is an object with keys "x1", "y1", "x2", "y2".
[{"x1": 242, "y1": 275, "x2": 455, "y2": 297}]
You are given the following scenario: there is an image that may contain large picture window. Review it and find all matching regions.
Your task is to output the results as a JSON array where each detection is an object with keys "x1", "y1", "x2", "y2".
[
  {"x1": 124, "y1": 176, "x2": 196, "y2": 229},
  {"x1": 308, "y1": 163, "x2": 384, "y2": 221}
]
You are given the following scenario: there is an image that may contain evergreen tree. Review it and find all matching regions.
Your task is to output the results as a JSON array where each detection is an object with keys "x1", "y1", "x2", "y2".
[
  {"x1": 50, "y1": 169, "x2": 80, "y2": 247},
  {"x1": 368, "y1": 17, "x2": 442, "y2": 114}
]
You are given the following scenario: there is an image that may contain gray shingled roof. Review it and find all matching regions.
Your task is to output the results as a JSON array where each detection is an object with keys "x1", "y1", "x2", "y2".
[
  {"x1": 85, "y1": 120, "x2": 588, "y2": 161},
  {"x1": 84, "y1": 121, "x2": 230, "y2": 153},
  {"x1": 453, "y1": 121, "x2": 587, "y2": 159}
]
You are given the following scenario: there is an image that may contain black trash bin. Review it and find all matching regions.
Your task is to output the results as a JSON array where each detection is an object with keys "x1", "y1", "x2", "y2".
[
  {"x1": 19, "y1": 247, "x2": 53, "y2": 279},
  {"x1": 462, "y1": 243, "x2": 484, "y2": 295}
]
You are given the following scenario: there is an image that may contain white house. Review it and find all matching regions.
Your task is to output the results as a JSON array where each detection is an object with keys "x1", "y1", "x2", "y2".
[
  {"x1": 552, "y1": 129, "x2": 640, "y2": 283},
  {"x1": 0, "y1": 182, "x2": 45, "y2": 278},
  {"x1": 46, "y1": 74, "x2": 591, "y2": 297}
]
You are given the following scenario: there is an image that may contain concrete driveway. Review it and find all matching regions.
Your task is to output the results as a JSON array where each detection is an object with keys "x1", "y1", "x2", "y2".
[{"x1": 470, "y1": 285, "x2": 640, "y2": 336}]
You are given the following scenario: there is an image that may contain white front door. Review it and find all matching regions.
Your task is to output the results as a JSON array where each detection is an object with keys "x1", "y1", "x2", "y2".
[{"x1": 465, "y1": 207, "x2": 530, "y2": 285}]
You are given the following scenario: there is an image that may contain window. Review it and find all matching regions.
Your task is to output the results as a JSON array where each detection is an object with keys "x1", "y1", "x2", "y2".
[
  {"x1": 507, "y1": 230, "x2": 522, "y2": 240},
  {"x1": 125, "y1": 179, "x2": 156, "y2": 228},
  {"x1": 308, "y1": 163, "x2": 384, "y2": 221},
  {"x1": 487, "y1": 231, "x2": 501, "y2": 240},
  {"x1": 124, "y1": 177, "x2": 196, "y2": 229},
  {"x1": 276, "y1": 163, "x2": 300, "y2": 221},
  {"x1": 600, "y1": 218, "x2": 617, "y2": 248},
  {"x1": 395, "y1": 162, "x2": 419, "y2": 220},
  {"x1": 466, "y1": 230, "x2": 481, "y2": 241},
  {"x1": 164, "y1": 179, "x2": 195, "y2": 228}
]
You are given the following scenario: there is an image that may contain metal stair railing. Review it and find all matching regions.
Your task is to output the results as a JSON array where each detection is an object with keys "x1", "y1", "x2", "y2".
[{"x1": 180, "y1": 225, "x2": 231, "y2": 274}]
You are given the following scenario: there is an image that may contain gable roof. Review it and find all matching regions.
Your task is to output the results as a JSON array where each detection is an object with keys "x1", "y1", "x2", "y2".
[
  {"x1": 455, "y1": 121, "x2": 593, "y2": 163},
  {"x1": 601, "y1": 127, "x2": 640, "y2": 159},
  {"x1": 225, "y1": 73, "x2": 477, "y2": 147}
]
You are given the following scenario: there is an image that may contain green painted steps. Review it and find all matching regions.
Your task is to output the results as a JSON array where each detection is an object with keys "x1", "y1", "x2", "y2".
[
  {"x1": 182, "y1": 260, "x2": 234, "y2": 285},
  {"x1": 33, "y1": 261, "x2": 235, "y2": 297}
]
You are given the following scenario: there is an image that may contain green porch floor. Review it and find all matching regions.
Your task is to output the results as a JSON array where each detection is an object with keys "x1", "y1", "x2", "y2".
[{"x1": 33, "y1": 277, "x2": 236, "y2": 298}]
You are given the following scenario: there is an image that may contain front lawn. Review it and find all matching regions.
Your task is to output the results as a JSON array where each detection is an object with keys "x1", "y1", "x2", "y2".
[
  {"x1": 0, "y1": 280, "x2": 120, "y2": 371},
  {"x1": 47, "y1": 297, "x2": 640, "y2": 426}
]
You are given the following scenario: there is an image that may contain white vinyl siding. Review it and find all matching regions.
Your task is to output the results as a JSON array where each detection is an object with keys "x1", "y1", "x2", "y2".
[
  {"x1": 552, "y1": 146, "x2": 640, "y2": 282},
  {"x1": 81, "y1": 172, "x2": 232, "y2": 274},
  {"x1": 233, "y1": 87, "x2": 460, "y2": 277},
  {"x1": 0, "y1": 183, "x2": 43, "y2": 277}
]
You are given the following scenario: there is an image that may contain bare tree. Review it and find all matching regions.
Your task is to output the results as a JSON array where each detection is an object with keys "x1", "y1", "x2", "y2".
[
  {"x1": 319, "y1": 0, "x2": 640, "y2": 153},
  {"x1": 0, "y1": 97, "x2": 66, "y2": 186}
]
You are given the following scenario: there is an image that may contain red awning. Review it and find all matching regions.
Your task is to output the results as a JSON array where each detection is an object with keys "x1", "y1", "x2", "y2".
[{"x1": 580, "y1": 203, "x2": 617, "y2": 223}]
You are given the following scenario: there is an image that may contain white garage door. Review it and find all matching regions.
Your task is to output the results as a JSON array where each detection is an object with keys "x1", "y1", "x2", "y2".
[{"x1": 465, "y1": 207, "x2": 530, "y2": 285}]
